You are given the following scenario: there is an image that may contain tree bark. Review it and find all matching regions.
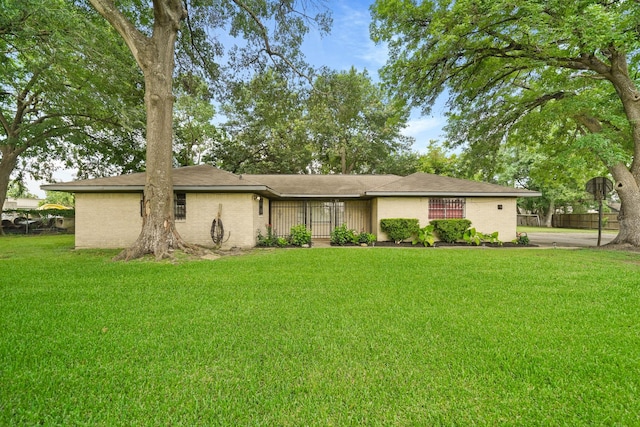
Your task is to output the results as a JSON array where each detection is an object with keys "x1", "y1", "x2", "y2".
[
  {"x1": 90, "y1": 0, "x2": 201, "y2": 260},
  {"x1": 340, "y1": 145, "x2": 347, "y2": 174},
  {"x1": 0, "y1": 142, "x2": 27, "y2": 236},
  {"x1": 542, "y1": 200, "x2": 554, "y2": 228},
  {"x1": 0, "y1": 149, "x2": 20, "y2": 235},
  {"x1": 117, "y1": 25, "x2": 179, "y2": 260},
  {"x1": 602, "y1": 54, "x2": 640, "y2": 246},
  {"x1": 608, "y1": 163, "x2": 640, "y2": 246}
]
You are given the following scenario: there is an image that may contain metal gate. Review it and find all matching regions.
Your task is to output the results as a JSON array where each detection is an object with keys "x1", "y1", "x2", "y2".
[{"x1": 270, "y1": 200, "x2": 370, "y2": 238}]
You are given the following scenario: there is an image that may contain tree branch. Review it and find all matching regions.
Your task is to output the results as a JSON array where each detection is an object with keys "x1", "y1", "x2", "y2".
[
  {"x1": 231, "y1": 0, "x2": 313, "y2": 84},
  {"x1": 88, "y1": 0, "x2": 151, "y2": 70}
]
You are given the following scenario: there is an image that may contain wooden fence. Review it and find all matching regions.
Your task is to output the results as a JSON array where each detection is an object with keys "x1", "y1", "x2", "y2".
[{"x1": 552, "y1": 213, "x2": 619, "y2": 230}]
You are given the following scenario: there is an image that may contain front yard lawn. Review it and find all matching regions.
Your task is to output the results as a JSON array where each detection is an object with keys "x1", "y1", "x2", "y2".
[{"x1": 1, "y1": 235, "x2": 639, "y2": 425}]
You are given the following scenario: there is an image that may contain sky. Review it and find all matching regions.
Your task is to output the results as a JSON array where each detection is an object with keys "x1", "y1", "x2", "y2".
[{"x1": 26, "y1": 0, "x2": 448, "y2": 198}]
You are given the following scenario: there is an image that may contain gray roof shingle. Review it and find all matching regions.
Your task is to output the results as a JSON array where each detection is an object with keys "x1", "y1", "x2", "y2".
[
  {"x1": 366, "y1": 173, "x2": 537, "y2": 197},
  {"x1": 42, "y1": 165, "x2": 540, "y2": 198}
]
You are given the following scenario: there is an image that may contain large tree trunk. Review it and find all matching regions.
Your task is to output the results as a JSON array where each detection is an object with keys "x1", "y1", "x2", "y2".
[
  {"x1": 0, "y1": 145, "x2": 24, "y2": 236},
  {"x1": 608, "y1": 163, "x2": 640, "y2": 246},
  {"x1": 603, "y1": 53, "x2": 640, "y2": 246},
  {"x1": 91, "y1": 0, "x2": 199, "y2": 260},
  {"x1": 542, "y1": 200, "x2": 554, "y2": 228},
  {"x1": 573, "y1": 51, "x2": 640, "y2": 246},
  {"x1": 115, "y1": 30, "x2": 179, "y2": 260}
]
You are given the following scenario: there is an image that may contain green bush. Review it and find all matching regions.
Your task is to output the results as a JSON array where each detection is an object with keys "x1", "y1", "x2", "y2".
[
  {"x1": 289, "y1": 224, "x2": 312, "y2": 247},
  {"x1": 412, "y1": 224, "x2": 435, "y2": 247},
  {"x1": 356, "y1": 232, "x2": 377, "y2": 245},
  {"x1": 430, "y1": 219, "x2": 472, "y2": 243},
  {"x1": 462, "y1": 227, "x2": 482, "y2": 246},
  {"x1": 256, "y1": 225, "x2": 281, "y2": 247},
  {"x1": 462, "y1": 227, "x2": 502, "y2": 246},
  {"x1": 380, "y1": 218, "x2": 420, "y2": 244},
  {"x1": 513, "y1": 232, "x2": 530, "y2": 245},
  {"x1": 330, "y1": 224, "x2": 357, "y2": 245}
]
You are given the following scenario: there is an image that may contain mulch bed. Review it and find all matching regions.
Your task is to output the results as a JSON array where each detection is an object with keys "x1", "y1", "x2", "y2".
[{"x1": 333, "y1": 241, "x2": 537, "y2": 248}]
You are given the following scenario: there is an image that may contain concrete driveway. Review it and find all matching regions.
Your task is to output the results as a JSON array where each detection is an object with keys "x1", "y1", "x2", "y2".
[{"x1": 526, "y1": 230, "x2": 617, "y2": 248}]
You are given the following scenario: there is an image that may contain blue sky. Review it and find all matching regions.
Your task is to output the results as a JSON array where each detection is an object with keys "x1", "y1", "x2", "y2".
[{"x1": 301, "y1": 0, "x2": 448, "y2": 151}]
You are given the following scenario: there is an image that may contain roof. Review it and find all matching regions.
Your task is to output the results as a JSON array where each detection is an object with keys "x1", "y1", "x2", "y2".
[
  {"x1": 365, "y1": 172, "x2": 537, "y2": 197},
  {"x1": 42, "y1": 165, "x2": 267, "y2": 193},
  {"x1": 249, "y1": 174, "x2": 400, "y2": 198},
  {"x1": 42, "y1": 164, "x2": 541, "y2": 198}
]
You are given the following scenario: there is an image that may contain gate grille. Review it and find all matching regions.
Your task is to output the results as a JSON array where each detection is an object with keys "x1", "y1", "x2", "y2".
[{"x1": 270, "y1": 200, "x2": 370, "y2": 238}]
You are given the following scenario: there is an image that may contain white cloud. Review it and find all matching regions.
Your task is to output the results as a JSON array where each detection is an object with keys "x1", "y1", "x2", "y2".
[
  {"x1": 402, "y1": 115, "x2": 447, "y2": 151},
  {"x1": 336, "y1": 4, "x2": 388, "y2": 69},
  {"x1": 403, "y1": 116, "x2": 445, "y2": 138},
  {"x1": 26, "y1": 168, "x2": 76, "y2": 199},
  {"x1": 302, "y1": 1, "x2": 388, "y2": 74}
]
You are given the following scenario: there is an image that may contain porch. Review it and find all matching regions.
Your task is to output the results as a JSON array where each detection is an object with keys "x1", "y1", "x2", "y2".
[{"x1": 270, "y1": 200, "x2": 371, "y2": 238}]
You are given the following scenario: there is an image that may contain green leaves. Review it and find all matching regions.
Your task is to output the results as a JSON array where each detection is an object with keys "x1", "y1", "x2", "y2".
[
  {"x1": 307, "y1": 68, "x2": 414, "y2": 174},
  {"x1": 0, "y1": 0, "x2": 145, "y2": 210},
  {"x1": 211, "y1": 69, "x2": 312, "y2": 173},
  {"x1": 372, "y1": 0, "x2": 640, "y2": 242}
]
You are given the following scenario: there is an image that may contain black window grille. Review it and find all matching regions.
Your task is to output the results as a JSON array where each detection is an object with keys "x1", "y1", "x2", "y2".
[
  {"x1": 140, "y1": 193, "x2": 187, "y2": 220},
  {"x1": 174, "y1": 193, "x2": 186, "y2": 220}
]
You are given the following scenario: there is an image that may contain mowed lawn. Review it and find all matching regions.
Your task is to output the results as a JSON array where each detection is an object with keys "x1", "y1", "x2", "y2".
[{"x1": 1, "y1": 235, "x2": 639, "y2": 425}]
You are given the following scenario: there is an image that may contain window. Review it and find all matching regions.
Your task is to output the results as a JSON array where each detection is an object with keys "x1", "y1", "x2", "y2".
[
  {"x1": 429, "y1": 198, "x2": 465, "y2": 219},
  {"x1": 174, "y1": 193, "x2": 186, "y2": 220},
  {"x1": 258, "y1": 197, "x2": 264, "y2": 216},
  {"x1": 140, "y1": 193, "x2": 187, "y2": 220}
]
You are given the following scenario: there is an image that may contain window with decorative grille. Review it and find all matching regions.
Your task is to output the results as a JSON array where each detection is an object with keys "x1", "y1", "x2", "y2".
[
  {"x1": 428, "y1": 198, "x2": 465, "y2": 219},
  {"x1": 140, "y1": 193, "x2": 187, "y2": 220},
  {"x1": 174, "y1": 193, "x2": 186, "y2": 220}
]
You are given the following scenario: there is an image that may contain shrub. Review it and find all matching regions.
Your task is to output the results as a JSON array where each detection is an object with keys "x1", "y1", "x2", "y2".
[
  {"x1": 330, "y1": 223, "x2": 357, "y2": 245},
  {"x1": 289, "y1": 224, "x2": 312, "y2": 247},
  {"x1": 482, "y1": 231, "x2": 502, "y2": 245},
  {"x1": 256, "y1": 224, "x2": 279, "y2": 247},
  {"x1": 462, "y1": 227, "x2": 482, "y2": 246},
  {"x1": 380, "y1": 218, "x2": 420, "y2": 244},
  {"x1": 430, "y1": 219, "x2": 472, "y2": 243},
  {"x1": 513, "y1": 232, "x2": 530, "y2": 245},
  {"x1": 356, "y1": 232, "x2": 377, "y2": 245},
  {"x1": 463, "y1": 228, "x2": 502, "y2": 246},
  {"x1": 412, "y1": 224, "x2": 435, "y2": 247}
]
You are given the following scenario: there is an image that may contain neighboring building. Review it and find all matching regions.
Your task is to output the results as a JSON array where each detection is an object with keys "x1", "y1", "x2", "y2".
[
  {"x1": 42, "y1": 164, "x2": 540, "y2": 249},
  {"x1": 2, "y1": 197, "x2": 42, "y2": 221},
  {"x1": 2, "y1": 197, "x2": 41, "y2": 211}
]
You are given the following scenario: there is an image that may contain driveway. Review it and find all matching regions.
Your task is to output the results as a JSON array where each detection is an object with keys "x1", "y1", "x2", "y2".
[{"x1": 526, "y1": 230, "x2": 616, "y2": 248}]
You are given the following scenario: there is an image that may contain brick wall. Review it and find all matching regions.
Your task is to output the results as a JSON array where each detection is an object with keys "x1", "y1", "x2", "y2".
[
  {"x1": 373, "y1": 196, "x2": 517, "y2": 242},
  {"x1": 75, "y1": 192, "x2": 260, "y2": 250},
  {"x1": 75, "y1": 193, "x2": 142, "y2": 249},
  {"x1": 465, "y1": 198, "x2": 517, "y2": 242}
]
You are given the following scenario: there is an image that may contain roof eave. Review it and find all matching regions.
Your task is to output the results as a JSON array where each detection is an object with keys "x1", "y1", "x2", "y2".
[
  {"x1": 277, "y1": 193, "x2": 363, "y2": 199},
  {"x1": 41, "y1": 184, "x2": 273, "y2": 194},
  {"x1": 365, "y1": 191, "x2": 542, "y2": 197}
]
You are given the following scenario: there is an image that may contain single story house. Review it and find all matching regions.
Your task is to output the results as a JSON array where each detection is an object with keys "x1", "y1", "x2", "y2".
[{"x1": 42, "y1": 164, "x2": 540, "y2": 249}]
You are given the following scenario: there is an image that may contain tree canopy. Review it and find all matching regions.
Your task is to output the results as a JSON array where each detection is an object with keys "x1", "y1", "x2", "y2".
[
  {"x1": 207, "y1": 67, "x2": 417, "y2": 175},
  {"x1": 371, "y1": 0, "x2": 640, "y2": 245},
  {"x1": 0, "y1": 0, "x2": 145, "y2": 233},
  {"x1": 212, "y1": 69, "x2": 313, "y2": 174},
  {"x1": 307, "y1": 67, "x2": 415, "y2": 174}
]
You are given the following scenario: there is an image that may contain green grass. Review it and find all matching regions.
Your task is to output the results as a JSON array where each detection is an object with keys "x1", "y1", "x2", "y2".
[{"x1": 2, "y1": 235, "x2": 640, "y2": 425}]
